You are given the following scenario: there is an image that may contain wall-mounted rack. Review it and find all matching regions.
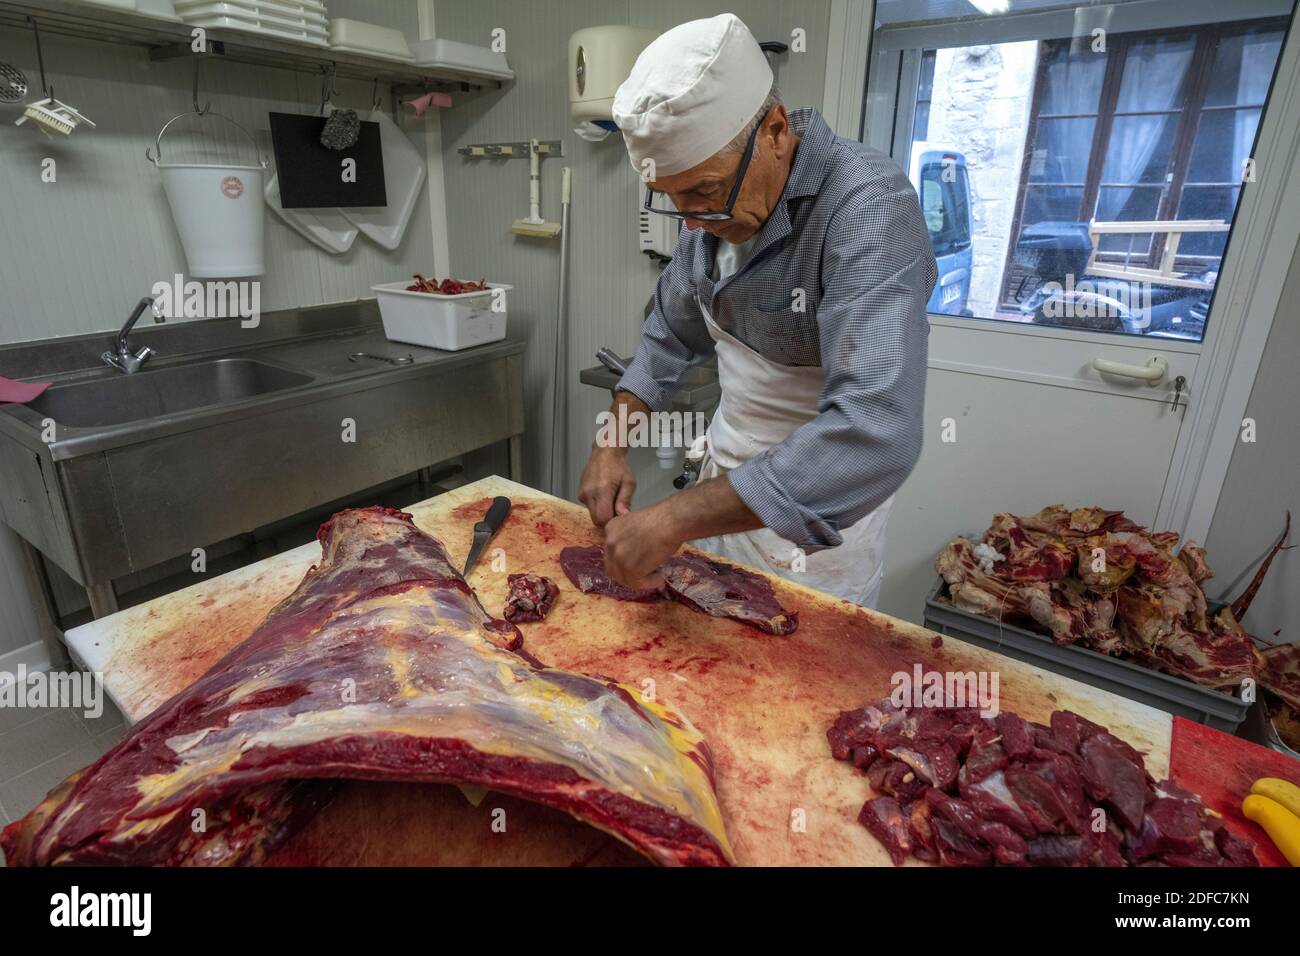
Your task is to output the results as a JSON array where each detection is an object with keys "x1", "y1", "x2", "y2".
[
  {"x1": 0, "y1": 0, "x2": 510, "y2": 98},
  {"x1": 458, "y1": 140, "x2": 564, "y2": 158}
]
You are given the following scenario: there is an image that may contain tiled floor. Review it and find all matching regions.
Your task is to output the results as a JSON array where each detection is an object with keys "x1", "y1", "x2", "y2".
[{"x1": 0, "y1": 681, "x2": 127, "y2": 866}]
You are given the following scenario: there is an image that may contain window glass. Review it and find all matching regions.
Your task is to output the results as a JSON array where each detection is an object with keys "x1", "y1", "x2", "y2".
[
  {"x1": 1187, "y1": 108, "x2": 1262, "y2": 182},
  {"x1": 1204, "y1": 28, "x2": 1284, "y2": 106},
  {"x1": 1039, "y1": 42, "x2": 1107, "y2": 114},
  {"x1": 896, "y1": 15, "x2": 1290, "y2": 340},
  {"x1": 1028, "y1": 118, "x2": 1096, "y2": 183},
  {"x1": 1114, "y1": 34, "x2": 1195, "y2": 112},
  {"x1": 1101, "y1": 115, "x2": 1178, "y2": 184}
]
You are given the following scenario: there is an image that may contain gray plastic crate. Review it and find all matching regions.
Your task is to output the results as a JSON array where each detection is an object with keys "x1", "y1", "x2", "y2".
[{"x1": 924, "y1": 578, "x2": 1249, "y2": 732}]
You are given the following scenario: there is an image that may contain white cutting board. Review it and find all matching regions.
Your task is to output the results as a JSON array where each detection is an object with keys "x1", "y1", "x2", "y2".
[
  {"x1": 264, "y1": 170, "x2": 357, "y2": 254},
  {"x1": 341, "y1": 107, "x2": 426, "y2": 251}
]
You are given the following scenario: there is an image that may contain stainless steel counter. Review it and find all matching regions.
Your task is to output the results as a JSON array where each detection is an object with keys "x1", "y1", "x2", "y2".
[{"x1": 0, "y1": 301, "x2": 526, "y2": 646}]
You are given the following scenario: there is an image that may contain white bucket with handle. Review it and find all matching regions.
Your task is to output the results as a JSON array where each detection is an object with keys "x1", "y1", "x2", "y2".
[{"x1": 147, "y1": 110, "x2": 268, "y2": 278}]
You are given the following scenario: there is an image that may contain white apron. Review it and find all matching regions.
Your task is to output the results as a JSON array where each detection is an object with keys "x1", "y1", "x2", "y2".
[{"x1": 690, "y1": 298, "x2": 893, "y2": 607}]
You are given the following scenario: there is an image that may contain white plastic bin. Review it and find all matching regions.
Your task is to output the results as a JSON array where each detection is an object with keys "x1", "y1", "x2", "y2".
[{"x1": 371, "y1": 281, "x2": 511, "y2": 351}]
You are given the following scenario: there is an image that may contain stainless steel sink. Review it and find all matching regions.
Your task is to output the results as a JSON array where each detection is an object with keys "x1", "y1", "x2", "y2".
[
  {"x1": 26, "y1": 358, "x2": 315, "y2": 428},
  {"x1": 0, "y1": 302, "x2": 526, "y2": 628}
]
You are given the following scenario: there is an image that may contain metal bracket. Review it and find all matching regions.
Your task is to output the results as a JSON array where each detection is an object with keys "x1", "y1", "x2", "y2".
[
  {"x1": 148, "y1": 41, "x2": 226, "y2": 62},
  {"x1": 458, "y1": 140, "x2": 563, "y2": 158}
]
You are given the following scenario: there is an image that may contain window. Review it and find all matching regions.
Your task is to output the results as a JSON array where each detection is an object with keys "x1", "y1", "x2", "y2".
[{"x1": 899, "y1": 12, "x2": 1291, "y2": 341}]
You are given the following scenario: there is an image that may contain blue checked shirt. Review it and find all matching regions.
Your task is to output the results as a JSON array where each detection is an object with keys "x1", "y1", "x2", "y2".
[{"x1": 616, "y1": 108, "x2": 937, "y2": 550}]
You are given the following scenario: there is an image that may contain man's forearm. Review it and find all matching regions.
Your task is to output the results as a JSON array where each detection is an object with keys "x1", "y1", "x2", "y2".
[
  {"x1": 604, "y1": 389, "x2": 761, "y2": 540},
  {"x1": 653, "y1": 474, "x2": 764, "y2": 543}
]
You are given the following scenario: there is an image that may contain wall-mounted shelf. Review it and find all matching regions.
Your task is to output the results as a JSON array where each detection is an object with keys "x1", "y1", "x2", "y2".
[{"x1": 0, "y1": 0, "x2": 511, "y2": 96}]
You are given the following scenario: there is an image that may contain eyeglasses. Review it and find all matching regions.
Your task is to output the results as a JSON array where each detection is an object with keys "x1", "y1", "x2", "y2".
[{"x1": 642, "y1": 109, "x2": 769, "y2": 221}]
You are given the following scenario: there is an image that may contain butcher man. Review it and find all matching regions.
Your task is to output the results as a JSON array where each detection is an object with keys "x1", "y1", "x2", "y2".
[{"x1": 578, "y1": 13, "x2": 936, "y2": 607}]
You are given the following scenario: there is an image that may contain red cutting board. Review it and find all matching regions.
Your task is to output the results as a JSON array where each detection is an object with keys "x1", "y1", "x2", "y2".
[{"x1": 1169, "y1": 716, "x2": 1300, "y2": 867}]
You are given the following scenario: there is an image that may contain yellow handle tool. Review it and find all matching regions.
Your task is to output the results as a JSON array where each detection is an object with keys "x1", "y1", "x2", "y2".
[
  {"x1": 1250, "y1": 777, "x2": 1300, "y2": 818},
  {"x1": 1241, "y1": 793, "x2": 1300, "y2": 866}
]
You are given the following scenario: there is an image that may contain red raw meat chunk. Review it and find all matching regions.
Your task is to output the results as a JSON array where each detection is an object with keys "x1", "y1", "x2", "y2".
[
  {"x1": 558, "y1": 545, "x2": 798, "y2": 635},
  {"x1": 886, "y1": 741, "x2": 959, "y2": 790},
  {"x1": 962, "y1": 733, "x2": 1009, "y2": 785},
  {"x1": 659, "y1": 553, "x2": 798, "y2": 635},
  {"x1": 995, "y1": 712, "x2": 1037, "y2": 760},
  {"x1": 1005, "y1": 756, "x2": 1089, "y2": 835},
  {"x1": 1079, "y1": 732, "x2": 1148, "y2": 832},
  {"x1": 850, "y1": 745, "x2": 880, "y2": 770},
  {"x1": 1025, "y1": 834, "x2": 1092, "y2": 867},
  {"x1": 502, "y1": 573, "x2": 559, "y2": 624},
  {"x1": 859, "y1": 796, "x2": 913, "y2": 866},
  {"x1": 976, "y1": 821, "x2": 1029, "y2": 865},
  {"x1": 558, "y1": 545, "x2": 660, "y2": 602},
  {"x1": 960, "y1": 769, "x2": 1037, "y2": 838},
  {"x1": 826, "y1": 704, "x2": 890, "y2": 761},
  {"x1": 924, "y1": 790, "x2": 993, "y2": 866},
  {"x1": 1126, "y1": 785, "x2": 1207, "y2": 863},
  {"x1": 906, "y1": 799, "x2": 938, "y2": 862}
]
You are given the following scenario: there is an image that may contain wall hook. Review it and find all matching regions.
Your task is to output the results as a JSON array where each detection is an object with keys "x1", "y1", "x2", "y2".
[
  {"x1": 192, "y1": 55, "x2": 210, "y2": 115},
  {"x1": 319, "y1": 62, "x2": 339, "y2": 114},
  {"x1": 26, "y1": 15, "x2": 52, "y2": 101}
]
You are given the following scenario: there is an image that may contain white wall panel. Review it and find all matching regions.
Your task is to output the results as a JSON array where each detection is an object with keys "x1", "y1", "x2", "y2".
[{"x1": 0, "y1": 0, "x2": 430, "y2": 655}]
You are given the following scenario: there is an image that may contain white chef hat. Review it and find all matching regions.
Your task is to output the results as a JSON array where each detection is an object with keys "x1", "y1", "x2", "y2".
[{"x1": 612, "y1": 14, "x2": 773, "y2": 178}]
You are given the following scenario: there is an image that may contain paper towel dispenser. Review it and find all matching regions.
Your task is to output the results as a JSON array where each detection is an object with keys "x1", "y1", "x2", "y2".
[{"x1": 569, "y1": 26, "x2": 656, "y2": 132}]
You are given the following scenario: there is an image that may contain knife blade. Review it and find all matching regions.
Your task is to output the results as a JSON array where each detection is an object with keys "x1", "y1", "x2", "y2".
[{"x1": 462, "y1": 496, "x2": 511, "y2": 577}]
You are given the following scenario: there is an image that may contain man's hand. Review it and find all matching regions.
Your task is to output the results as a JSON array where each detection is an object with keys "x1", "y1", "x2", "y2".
[
  {"x1": 602, "y1": 476, "x2": 767, "y2": 588},
  {"x1": 578, "y1": 445, "x2": 636, "y2": 527},
  {"x1": 578, "y1": 391, "x2": 651, "y2": 527},
  {"x1": 603, "y1": 506, "x2": 682, "y2": 590}
]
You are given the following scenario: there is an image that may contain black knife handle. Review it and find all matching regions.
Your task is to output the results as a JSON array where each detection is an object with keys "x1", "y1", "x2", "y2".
[{"x1": 479, "y1": 496, "x2": 511, "y2": 534}]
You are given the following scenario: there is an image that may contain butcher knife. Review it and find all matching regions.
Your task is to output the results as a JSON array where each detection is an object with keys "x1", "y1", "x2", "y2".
[{"x1": 462, "y1": 496, "x2": 512, "y2": 577}]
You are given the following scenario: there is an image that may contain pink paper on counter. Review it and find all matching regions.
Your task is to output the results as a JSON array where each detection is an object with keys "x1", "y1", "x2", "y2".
[{"x1": 0, "y1": 375, "x2": 51, "y2": 404}]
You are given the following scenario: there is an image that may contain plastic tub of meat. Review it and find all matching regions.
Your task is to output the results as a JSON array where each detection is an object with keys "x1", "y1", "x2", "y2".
[
  {"x1": 923, "y1": 578, "x2": 1251, "y2": 731},
  {"x1": 371, "y1": 280, "x2": 511, "y2": 351}
]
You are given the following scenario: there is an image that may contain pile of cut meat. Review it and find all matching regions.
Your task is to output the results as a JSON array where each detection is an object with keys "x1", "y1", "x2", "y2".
[
  {"x1": 828, "y1": 698, "x2": 1258, "y2": 867},
  {"x1": 405, "y1": 274, "x2": 489, "y2": 295},
  {"x1": 936, "y1": 505, "x2": 1288, "y2": 691},
  {"x1": 559, "y1": 545, "x2": 798, "y2": 635},
  {"x1": 1260, "y1": 642, "x2": 1300, "y2": 752}
]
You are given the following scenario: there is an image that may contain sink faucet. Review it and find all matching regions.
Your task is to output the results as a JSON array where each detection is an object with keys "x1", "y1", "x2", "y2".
[{"x1": 102, "y1": 296, "x2": 166, "y2": 374}]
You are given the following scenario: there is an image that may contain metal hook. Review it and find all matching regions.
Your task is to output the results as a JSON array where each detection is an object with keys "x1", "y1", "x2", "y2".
[
  {"x1": 192, "y1": 55, "x2": 210, "y2": 115},
  {"x1": 26, "y1": 16, "x2": 51, "y2": 100},
  {"x1": 319, "y1": 63, "x2": 339, "y2": 114},
  {"x1": 371, "y1": 77, "x2": 382, "y2": 110}
]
